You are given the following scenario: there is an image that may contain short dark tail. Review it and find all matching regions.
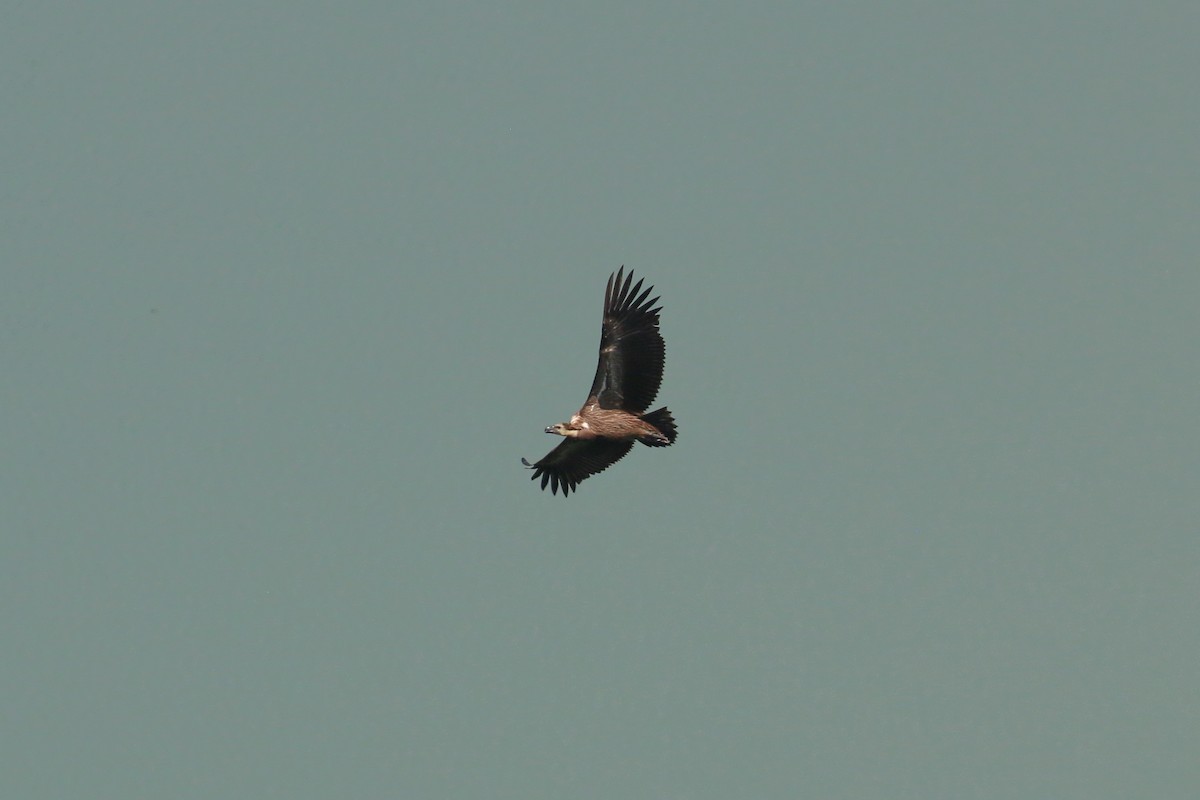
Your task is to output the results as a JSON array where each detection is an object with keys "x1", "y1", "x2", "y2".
[{"x1": 640, "y1": 407, "x2": 677, "y2": 447}]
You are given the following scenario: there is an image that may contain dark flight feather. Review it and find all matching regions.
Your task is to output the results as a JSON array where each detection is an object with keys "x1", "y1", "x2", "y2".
[
  {"x1": 587, "y1": 266, "x2": 665, "y2": 412},
  {"x1": 521, "y1": 439, "x2": 634, "y2": 497}
]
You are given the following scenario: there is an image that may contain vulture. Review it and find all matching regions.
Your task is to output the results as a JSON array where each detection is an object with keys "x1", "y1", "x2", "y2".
[{"x1": 522, "y1": 267, "x2": 677, "y2": 496}]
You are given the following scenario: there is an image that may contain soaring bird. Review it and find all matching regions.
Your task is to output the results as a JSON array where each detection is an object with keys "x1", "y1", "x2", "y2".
[{"x1": 522, "y1": 267, "x2": 677, "y2": 496}]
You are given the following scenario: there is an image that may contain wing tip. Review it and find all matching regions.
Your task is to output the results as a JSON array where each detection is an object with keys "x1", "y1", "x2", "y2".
[{"x1": 604, "y1": 267, "x2": 663, "y2": 320}]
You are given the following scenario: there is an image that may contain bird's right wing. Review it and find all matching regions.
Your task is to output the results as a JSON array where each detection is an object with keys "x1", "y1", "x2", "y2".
[{"x1": 521, "y1": 438, "x2": 635, "y2": 496}]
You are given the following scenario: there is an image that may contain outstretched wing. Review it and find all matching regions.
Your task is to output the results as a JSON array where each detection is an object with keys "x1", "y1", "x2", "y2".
[
  {"x1": 521, "y1": 438, "x2": 635, "y2": 497},
  {"x1": 586, "y1": 267, "x2": 665, "y2": 412}
]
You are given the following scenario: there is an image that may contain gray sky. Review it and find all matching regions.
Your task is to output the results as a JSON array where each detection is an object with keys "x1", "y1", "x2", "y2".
[{"x1": 4, "y1": 2, "x2": 1198, "y2": 798}]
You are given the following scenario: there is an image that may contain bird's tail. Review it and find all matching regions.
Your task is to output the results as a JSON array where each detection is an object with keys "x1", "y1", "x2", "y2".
[{"x1": 639, "y1": 407, "x2": 677, "y2": 447}]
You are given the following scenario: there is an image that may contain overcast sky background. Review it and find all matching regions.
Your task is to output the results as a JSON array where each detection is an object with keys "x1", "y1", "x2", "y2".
[{"x1": 4, "y1": 3, "x2": 1198, "y2": 798}]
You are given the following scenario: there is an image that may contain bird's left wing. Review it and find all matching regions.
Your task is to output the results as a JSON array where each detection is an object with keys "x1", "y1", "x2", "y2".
[{"x1": 586, "y1": 267, "x2": 665, "y2": 412}]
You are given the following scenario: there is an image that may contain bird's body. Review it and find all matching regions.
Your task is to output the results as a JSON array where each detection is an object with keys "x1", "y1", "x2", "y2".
[
  {"x1": 522, "y1": 267, "x2": 677, "y2": 496},
  {"x1": 550, "y1": 403, "x2": 667, "y2": 442}
]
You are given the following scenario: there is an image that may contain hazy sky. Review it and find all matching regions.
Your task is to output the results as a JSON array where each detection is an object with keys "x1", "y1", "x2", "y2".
[{"x1": 4, "y1": 3, "x2": 1198, "y2": 798}]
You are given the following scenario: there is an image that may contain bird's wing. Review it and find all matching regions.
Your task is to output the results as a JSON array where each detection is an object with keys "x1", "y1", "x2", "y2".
[
  {"x1": 585, "y1": 267, "x2": 665, "y2": 412},
  {"x1": 521, "y1": 438, "x2": 635, "y2": 496}
]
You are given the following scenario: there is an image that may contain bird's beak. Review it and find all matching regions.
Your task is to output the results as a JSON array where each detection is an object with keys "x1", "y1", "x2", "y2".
[{"x1": 544, "y1": 426, "x2": 556, "y2": 434}]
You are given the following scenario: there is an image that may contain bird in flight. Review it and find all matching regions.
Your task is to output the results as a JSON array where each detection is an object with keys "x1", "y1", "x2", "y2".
[{"x1": 522, "y1": 267, "x2": 677, "y2": 496}]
